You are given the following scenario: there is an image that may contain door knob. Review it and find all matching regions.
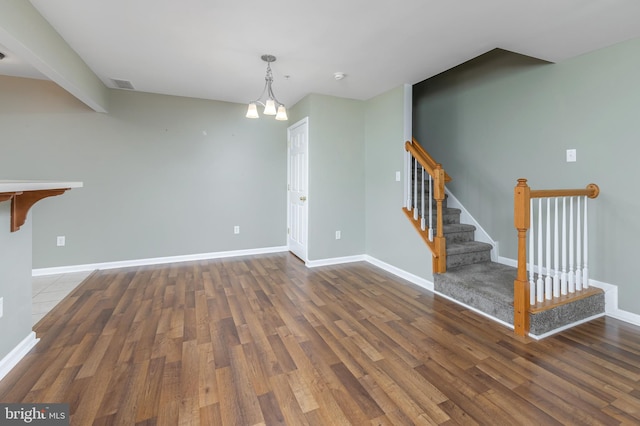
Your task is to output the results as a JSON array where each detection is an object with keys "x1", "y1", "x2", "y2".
[{"x1": 300, "y1": 196, "x2": 307, "y2": 201}]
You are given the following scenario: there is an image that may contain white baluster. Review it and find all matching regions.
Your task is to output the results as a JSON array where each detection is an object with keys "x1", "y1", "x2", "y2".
[
  {"x1": 561, "y1": 197, "x2": 568, "y2": 295},
  {"x1": 545, "y1": 198, "x2": 552, "y2": 300},
  {"x1": 406, "y1": 152, "x2": 412, "y2": 209},
  {"x1": 413, "y1": 158, "x2": 418, "y2": 220},
  {"x1": 420, "y1": 166, "x2": 426, "y2": 231},
  {"x1": 583, "y1": 196, "x2": 589, "y2": 289},
  {"x1": 553, "y1": 198, "x2": 560, "y2": 298},
  {"x1": 569, "y1": 197, "x2": 575, "y2": 293},
  {"x1": 576, "y1": 196, "x2": 582, "y2": 291},
  {"x1": 537, "y1": 198, "x2": 544, "y2": 303},
  {"x1": 428, "y1": 175, "x2": 433, "y2": 241},
  {"x1": 529, "y1": 199, "x2": 535, "y2": 306}
]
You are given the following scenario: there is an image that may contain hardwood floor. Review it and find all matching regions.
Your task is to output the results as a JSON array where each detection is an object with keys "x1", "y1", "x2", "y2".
[{"x1": 1, "y1": 253, "x2": 639, "y2": 425}]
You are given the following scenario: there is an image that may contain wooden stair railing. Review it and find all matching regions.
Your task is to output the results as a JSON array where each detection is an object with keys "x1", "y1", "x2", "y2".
[
  {"x1": 404, "y1": 139, "x2": 449, "y2": 273},
  {"x1": 513, "y1": 178, "x2": 600, "y2": 336}
]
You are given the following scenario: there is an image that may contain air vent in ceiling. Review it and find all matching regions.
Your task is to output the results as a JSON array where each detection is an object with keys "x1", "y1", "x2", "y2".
[{"x1": 111, "y1": 79, "x2": 135, "y2": 90}]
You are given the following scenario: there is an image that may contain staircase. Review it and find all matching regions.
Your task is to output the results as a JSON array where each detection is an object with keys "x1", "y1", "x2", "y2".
[{"x1": 409, "y1": 167, "x2": 605, "y2": 337}]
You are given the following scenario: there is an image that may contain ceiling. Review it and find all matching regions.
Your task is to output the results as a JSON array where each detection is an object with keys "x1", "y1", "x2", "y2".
[{"x1": 2, "y1": 0, "x2": 640, "y2": 109}]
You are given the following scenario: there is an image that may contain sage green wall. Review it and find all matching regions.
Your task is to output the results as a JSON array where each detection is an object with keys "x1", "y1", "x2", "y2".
[
  {"x1": 414, "y1": 39, "x2": 640, "y2": 315},
  {"x1": 0, "y1": 76, "x2": 288, "y2": 268},
  {"x1": 287, "y1": 95, "x2": 310, "y2": 125},
  {"x1": 304, "y1": 94, "x2": 366, "y2": 261},
  {"x1": 0, "y1": 204, "x2": 33, "y2": 361},
  {"x1": 365, "y1": 86, "x2": 432, "y2": 279}
]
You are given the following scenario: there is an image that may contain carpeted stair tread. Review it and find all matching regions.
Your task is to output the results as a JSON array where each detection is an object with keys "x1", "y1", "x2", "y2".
[
  {"x1": 434, "y1": 261, "x2": 516, "y2": 324},
  {"x1": 446, "y1": 241, "x2": 493, "y2": 254},
  {"x1": 436, "y1": 261, "x2": 516, "y2": 302},
  {"x1": 443, "y1": 223, "x2": 475, "y2": 233}
]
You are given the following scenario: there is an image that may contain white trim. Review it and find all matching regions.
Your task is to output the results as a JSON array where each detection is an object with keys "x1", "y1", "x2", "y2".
[
  {"x1": 403, "y1": 84, "x2": 412, "y2": 144},
  {"x1": 306, "y1": 255, "x2": 366, "y2": 268},
  {"x1": 0, "y1": 332, "x2": 38, "y2": 382},
  {"x1": 607, "y1": 308, "x2": 640, "y2": 326},
  {"x1": 403, "y1": 84, "x2": 412, "y2": 210},
  {"x1": 433, "y1": 290, "x2": 515, "y2": 330},
  {"x1": 32, "y1": 246, "x2": 289, "y2": 276},
  {"x1": 286, "y1": 116, "x2": 309, "y2": 263},
  {"x1": 497, "y1": 255, "x2": 517, "y2": 268},
  {"x1": 364, "y1": 255, "x2": 434, "y2": 292},
  {"x1": 445, "y1": 188, "x2": 498, "y2": 260},
  {"x1": 589, "y1": 278, "x2": 640, "y2": 326}
]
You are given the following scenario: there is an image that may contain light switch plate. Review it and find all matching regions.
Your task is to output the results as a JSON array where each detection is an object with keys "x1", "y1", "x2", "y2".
[{"x1": 566, "y1": 149, "x2": 577, "y2": 162}]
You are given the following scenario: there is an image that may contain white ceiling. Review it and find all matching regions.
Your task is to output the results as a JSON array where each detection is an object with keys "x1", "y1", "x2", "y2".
[{"x1": 2, "y1": 0, "x2": 640, "y2": 108}]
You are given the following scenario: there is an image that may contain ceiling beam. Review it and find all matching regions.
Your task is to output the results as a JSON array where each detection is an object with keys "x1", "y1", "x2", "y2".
[{"x1": 0, "y1": 0, "x2": 108, "y2": 112}]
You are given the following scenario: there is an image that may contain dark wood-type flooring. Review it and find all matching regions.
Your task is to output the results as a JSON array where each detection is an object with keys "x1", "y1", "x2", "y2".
[{"x1": 1, "y1": 253, "x2": 639, "y2": 425}]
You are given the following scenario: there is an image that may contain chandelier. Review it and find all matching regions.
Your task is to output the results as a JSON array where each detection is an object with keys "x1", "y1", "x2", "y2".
[{"x1": 246, "y1": 54, "x2": 288, "y2": 121}]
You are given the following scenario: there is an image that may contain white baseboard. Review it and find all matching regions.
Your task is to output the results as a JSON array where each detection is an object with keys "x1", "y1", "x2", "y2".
[
  {"x1": 589, "y1": 278, "x2": 640, "y2": 325},
  {"x1": 306, "y1": 255, "x2": 366, "y2": 268},
  {"x1": 433, "y1": 289, "x2": 514, "y2": 330},
  {"x1": 497, "y1": 256, "x2": 517, "y2": 268},
  {"x1": 0, "y1": 332, "x2": 38, "y2": 382},
  {"x1": 364, "y1": 256, "x2": 434, "y2": 292},
  {"x1": 32, "y1": 246, "x2": 289, "y2": 276}
]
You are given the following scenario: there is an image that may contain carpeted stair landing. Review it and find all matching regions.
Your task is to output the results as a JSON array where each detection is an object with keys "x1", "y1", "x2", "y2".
[{"x1": 434, "y1": 262, "x2": 605, "y2": 336}]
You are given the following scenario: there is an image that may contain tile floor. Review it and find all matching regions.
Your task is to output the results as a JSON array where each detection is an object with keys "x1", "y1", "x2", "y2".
[{"x1": 31, "y1": 271, "x2": 94, "y2": 325}]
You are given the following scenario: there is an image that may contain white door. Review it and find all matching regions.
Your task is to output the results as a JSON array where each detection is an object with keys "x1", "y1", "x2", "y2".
[{"x1": 287, "y1": 117, "x2": 309, "y2": 261}]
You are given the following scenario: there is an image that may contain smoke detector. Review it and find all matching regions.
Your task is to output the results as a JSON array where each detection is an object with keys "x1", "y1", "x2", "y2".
[{"x1": 334, "y1": 72, "x2": 345, "y2": 80}]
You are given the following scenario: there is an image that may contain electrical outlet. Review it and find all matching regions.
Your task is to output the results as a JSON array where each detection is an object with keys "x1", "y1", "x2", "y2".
[
  {"x1": 335, "y1": 230, "x2": 341, "y2": 240},
  {"x1": 234, "y1": 226, "x2": 240, "y2": 234},
  {"x1": 57, "y1": 236, "x2": 66, "y2": 246},
  {"x1": 395, "y1": 171, "x2": 401, "y2": 181},
  {"x1": 566, "y1": 149, "x2": 577, "y2": 162},
  {"x1": 0, "y1": 297, "x2": 3, "y2": 318}
]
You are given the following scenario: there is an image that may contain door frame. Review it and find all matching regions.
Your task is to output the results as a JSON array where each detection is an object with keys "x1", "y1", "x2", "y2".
[{"x1": 286, "y1": 117, "x2": 309, "y2": 262}]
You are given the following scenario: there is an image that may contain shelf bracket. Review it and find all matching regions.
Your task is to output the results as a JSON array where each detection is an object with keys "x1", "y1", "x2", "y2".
[{"x1": 0, "y1": 189, "x2": 69, "y2": 232}]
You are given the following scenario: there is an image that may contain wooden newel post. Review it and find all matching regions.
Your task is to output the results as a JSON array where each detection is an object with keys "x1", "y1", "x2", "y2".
[
  {"x1": 433, "y1": 164, "x2": 447, "y2": 273},
  {"x1": 513, "y1": 178, "x2": 531, "y2": 336}
]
